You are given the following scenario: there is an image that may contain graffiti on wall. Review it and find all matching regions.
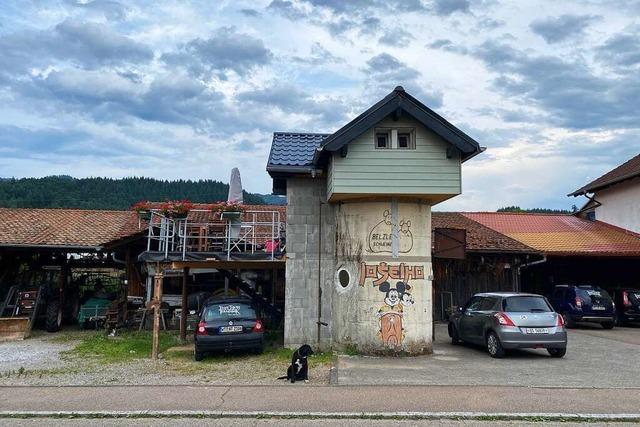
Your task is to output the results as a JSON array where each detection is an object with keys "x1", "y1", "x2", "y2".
[
  {"x1": 358, "y1": 262, "x2": 424, "y2": 349},
  {"x1": 367, "y1": 210, "x2": 413, "y2": 254}
]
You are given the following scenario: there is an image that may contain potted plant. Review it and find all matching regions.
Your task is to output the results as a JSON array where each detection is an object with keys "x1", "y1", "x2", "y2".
[
  {"x1": 132, "y1": 200, "x2": 152, "y2": 221},
  {"x1": 160, "y1": 200, "x2": 193, "y2": 219},
  {"x1": 213, "y1": 201, "x2": 244, "y2": 221}
]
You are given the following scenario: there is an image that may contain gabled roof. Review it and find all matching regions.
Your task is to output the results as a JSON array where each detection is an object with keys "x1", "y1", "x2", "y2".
[
  {"x1": 266, "y1": 86, "x2": 483, "y2": 176},
  {"x1": 463, "y1": 212, "x2": 640, "y2": 257},
  {"x1": 570, "y1": 153, "x2": 640, "y2": 196},
  {"x1": 266, "y1": 132, "x2": 329, "y2": 172},
  {"x1": 0, "y1": 208, "x2": 143, "y2": 250},
  {"x1": 432, "y1": 212, "x2": 538, "y2": 254},
  {"x1": 317, "y1": 86, "x2": 482, "y2": 162}
]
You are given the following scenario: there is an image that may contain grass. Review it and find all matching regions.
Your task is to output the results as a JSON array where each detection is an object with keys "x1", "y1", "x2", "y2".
[{"x1": 65, "y1": 331, "x2": 180, "y2": 363}]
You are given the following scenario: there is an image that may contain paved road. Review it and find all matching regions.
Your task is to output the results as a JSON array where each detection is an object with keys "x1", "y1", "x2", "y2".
[
  {"x1": 338, "y1": 323, "x2": 640, "y2": 386},
  {"x1": 0, "y1": 385, "x2": 639, "y2": 415}
]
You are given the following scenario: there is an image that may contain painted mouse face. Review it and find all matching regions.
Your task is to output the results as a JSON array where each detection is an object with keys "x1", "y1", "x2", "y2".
[
  {"x1": 401, "y1": 292, "x2": 414, "y2": 306},
  {"x1": 379, "y1": 281, "x2": 406, "y2": 307}
]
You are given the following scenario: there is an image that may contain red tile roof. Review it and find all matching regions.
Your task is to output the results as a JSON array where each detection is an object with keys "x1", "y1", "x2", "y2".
[
  {"x1": 570, "y1": 153, "x2": 640, "y2": 196},
  {"x1": 432, "y1": 212, "x2": 537, "y2": 253},
  {"x1": 0, "y1": 208, "x2": 143, "y2": 249},
  {"x1": 463, "y1": 212, "x2": 640, "y2": 256}
]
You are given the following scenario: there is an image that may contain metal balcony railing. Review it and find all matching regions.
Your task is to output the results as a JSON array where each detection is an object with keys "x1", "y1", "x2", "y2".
[{"x1": 145, "y1": 209, "x2": 284, "y2": 261}]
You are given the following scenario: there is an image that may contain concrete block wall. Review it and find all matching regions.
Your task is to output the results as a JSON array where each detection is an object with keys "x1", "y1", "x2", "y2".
[{"x1": 284, "y1": 177, "x2": 336, "y2": 349}]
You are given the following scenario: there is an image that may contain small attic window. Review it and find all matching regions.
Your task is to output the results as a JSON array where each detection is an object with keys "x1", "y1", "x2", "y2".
[
  {"x1": 375, "y1": 130, "x2": 390, "y2": 149},
  {"x1": 398, "y1": 130, "x2": 415, "y2": 149}
]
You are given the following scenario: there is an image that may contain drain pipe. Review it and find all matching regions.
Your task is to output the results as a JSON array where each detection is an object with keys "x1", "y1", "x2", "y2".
[{"x1": 516, "y1": 255, "x2": 547, "y2": 292}]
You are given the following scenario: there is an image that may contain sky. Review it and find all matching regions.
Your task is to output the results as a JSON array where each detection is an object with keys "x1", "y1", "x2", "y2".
[{"x1": 0, "y1": 0, "x2": 639, "y2": 211}]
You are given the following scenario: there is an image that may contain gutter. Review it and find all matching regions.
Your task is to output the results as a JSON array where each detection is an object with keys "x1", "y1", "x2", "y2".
[{"x1": 0, "y1": 243, "x2": 102, "y2": 251}]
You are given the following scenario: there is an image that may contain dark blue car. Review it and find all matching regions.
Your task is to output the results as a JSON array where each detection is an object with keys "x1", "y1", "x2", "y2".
[{"x1": 550, "y1": 285, "x2": 615, "y2": 329}]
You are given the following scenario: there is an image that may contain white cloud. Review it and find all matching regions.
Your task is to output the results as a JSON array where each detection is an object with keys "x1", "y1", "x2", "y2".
[{"x1": 0, "y1": 0, "x2": 637, "y2": 206}]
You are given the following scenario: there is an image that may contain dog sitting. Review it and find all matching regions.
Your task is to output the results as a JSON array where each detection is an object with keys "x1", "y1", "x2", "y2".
[{"x1": 278, "y1": 344, "x2": 314, "y2": 383}]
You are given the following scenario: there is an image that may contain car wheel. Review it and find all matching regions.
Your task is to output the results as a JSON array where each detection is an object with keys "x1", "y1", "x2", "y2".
[
  {"x1": 562, "y1": 313, "x2": 574, "y2": 328},
  {"x1": 615, "y1": 315, "x2": 627, "y2": 327},
  {"x1": 449, "y1": 324, "x2": 460, "y2": 345},
  {"x1": 486, "y1": 331, "x2": 505, "y2": 358},
  {"x1": 548, "y1": 348, "x2": 566, "y2": 358},
  {"x1": 194, "y1": 350, "x2": 204, "y2": 361},
  {"x1": 601, "y1": 321, "x2": 614, "y2": 330}
]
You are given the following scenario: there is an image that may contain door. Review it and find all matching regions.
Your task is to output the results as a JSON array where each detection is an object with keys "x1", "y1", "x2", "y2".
[{"x1": 459, "y1": 296, "x2": 482, "y2": 343}]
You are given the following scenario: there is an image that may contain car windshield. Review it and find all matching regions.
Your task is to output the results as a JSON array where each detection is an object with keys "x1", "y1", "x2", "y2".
[
  {"x1": 503, "y1": 296, "x2": 552, "y2": 312},
  {"x1": 203, "y1": 303, "x2": 256, "y2": 321},
  {"x1": 575, "y1": 287, "x2": 611, "y2": 301}
]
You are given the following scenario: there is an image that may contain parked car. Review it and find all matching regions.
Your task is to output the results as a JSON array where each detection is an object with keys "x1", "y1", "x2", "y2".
[
  {"x1": 194, "y1": 297, "x2": 264, "y2": 361},
  {"x1": 448, "y1": 292, "x2": 567, "y2": 358},
  {"x1": 550, "y1": 285, "x2": 615, "y2": 329},
  {"x1": 610, "y1": 288, "x2": 640, "y2": 326}
]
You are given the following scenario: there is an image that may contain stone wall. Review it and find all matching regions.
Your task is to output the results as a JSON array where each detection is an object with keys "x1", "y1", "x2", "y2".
[{"x1": 284, "y1": 176, "x2": 336, "y2": 349}]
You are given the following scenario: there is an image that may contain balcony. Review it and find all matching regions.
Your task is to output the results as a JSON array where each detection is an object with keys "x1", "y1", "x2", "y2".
[{"x1": 142, "y1": 207, "x2": 284, "y2": 262}]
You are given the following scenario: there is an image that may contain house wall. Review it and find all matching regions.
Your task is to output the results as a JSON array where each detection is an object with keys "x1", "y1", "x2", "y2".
[
  {"x1": 331, "y1": 201, "x2": 433, "y2": 354},
  {"x1": 328, "y1": 116, "x2": 461, "y2": 200},
  {"x1": 594, "y1": 177, "x2": 640, "y2": 233},
  {"x1": 285, "y1": 176, "x2": 434, "y2": 354},
  {"x1": 284, "y1": 177, "x2": 336, "y2": 349}
]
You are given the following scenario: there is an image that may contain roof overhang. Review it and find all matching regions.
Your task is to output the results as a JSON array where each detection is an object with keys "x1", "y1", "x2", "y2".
[
  {"x1": 313, "y1": 86, "x2": 482, "y2": 166},
  {"x1": 569, "y1": 171, "x2": 640, "y2": 196}
]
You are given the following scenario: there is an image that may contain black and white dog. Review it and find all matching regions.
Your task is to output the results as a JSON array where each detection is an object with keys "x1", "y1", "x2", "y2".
[{"x1": 278, "y1": 344, "x2": 314, "y2": 383}]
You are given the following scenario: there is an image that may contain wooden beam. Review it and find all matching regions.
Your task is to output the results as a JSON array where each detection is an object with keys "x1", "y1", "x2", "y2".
[
  {"x1": 180, "y1": 267, "x2": 189, "y2": 342},
  {"x1": 170, "y1": 260, "x2": 285, "y2": 270},
  {"x1": 151, "y1": 271, "x2": 163, "y2": 360}
]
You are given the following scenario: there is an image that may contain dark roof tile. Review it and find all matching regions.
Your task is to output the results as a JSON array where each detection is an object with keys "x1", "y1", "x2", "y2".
[{"x1": 267, "y1": 132, "x2": 329, "y2": 169}]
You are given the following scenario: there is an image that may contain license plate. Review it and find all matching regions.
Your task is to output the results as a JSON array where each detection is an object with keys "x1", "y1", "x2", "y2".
[
  {"x1": 592, "y1": 306, "x2": 605, "y2": 311},
  {"x1": 524, "y1": 328, "x2": 549, "y2": 334},
  {"x1": 219, "y1": 326, "x2": 243, "y2": 333}
]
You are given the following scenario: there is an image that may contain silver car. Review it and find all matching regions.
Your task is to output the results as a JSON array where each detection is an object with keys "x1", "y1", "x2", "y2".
[{"x1": 448, "y1": 292, "x2": 567, "y2": 358}]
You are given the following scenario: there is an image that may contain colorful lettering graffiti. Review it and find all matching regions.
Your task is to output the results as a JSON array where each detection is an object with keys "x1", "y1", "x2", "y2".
[
  {"x1": 358, "y1": 262, "x2": 424, "y2": 286},
  {"x1": 359, "y1": 262, "x2": 423, "y2": 349}
]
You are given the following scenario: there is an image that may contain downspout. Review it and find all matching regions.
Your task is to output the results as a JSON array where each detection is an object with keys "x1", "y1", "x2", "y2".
[{"x1": 317, "y1": 199, "x2": 322, "y2": 346}]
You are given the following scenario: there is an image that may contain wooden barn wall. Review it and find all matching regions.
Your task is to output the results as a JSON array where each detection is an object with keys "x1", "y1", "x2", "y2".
[{"x1": 433, "y1": 253, "x2": 519, "y2": 320}]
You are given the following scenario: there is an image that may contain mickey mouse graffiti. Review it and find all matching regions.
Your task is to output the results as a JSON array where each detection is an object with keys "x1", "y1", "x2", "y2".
[
  {"x1": 377, "y1": 281, "x2": 415, "y2": 348},
  {"x1": 358, "y1": 262, "x2": 424, "y2": 349}
]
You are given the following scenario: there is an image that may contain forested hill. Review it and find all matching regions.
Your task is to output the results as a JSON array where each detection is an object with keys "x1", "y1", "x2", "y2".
[{"x1": 0, "y1": 176, "x2": 266, "y2": 210}]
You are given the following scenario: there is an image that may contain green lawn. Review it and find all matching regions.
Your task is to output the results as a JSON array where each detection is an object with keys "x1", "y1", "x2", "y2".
[{"x1": 65, "y1": 331, "x2": 180, "y2": 363}]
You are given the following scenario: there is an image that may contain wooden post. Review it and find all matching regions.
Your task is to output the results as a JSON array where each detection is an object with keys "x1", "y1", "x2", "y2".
[
  {"x1": 151, "y1": 271, "x2": 163, "y2": 360},
  {"x1": 179, "y1": 267, "x2": 189, "y2": 343}
]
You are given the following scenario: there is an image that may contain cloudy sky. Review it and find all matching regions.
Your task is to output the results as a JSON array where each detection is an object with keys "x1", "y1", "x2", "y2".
[{"x1": 1, "y1": 0, "x2": 638, "y2": 210}]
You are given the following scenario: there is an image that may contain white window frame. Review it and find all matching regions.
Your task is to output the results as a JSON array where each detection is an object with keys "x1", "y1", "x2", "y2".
[
  {"x1": 374, "y1": 128, "x2": 391, "y2": 149},
  {"x1": 397, "y1": 128, "x2": 416, "y2": 150}
]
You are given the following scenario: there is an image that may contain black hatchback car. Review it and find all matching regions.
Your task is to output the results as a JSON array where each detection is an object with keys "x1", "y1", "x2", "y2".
[
  {"x1": 194, "y1": 297, "x2": 264, "y2": 361},
  {"x1": 550, "y1": 285, "x2": 615, "y2": 329},
  {"x1": 611, "y1": 288, "x2": 640, "y2": 326}
]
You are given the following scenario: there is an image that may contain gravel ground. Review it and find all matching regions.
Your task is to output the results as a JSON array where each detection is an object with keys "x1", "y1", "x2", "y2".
[
  {"x1": 0, "y1": 329, "x2": 331, "y2": 386},
  {"x1": 1, "y1": 419, "x2": 636, "y2": 427}
]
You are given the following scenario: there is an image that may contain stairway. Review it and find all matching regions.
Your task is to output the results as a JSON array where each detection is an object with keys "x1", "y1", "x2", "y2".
[{"x1": 219, "y1": 270, "x2": 283, "y2": 321}]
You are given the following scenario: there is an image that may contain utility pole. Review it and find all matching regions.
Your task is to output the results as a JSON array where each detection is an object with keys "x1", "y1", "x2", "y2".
[{"x1": 151, "y1": 270, "x2": 163, "y2": 360}]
